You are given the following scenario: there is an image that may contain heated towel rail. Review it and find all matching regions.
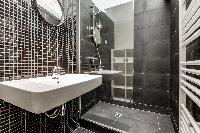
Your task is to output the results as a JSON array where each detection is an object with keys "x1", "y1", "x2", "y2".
[{"x1": 180, "y1": 0, "x2": 200, "y2": 132}]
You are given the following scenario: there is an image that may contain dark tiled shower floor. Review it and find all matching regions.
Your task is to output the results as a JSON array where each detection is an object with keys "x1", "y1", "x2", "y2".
[{"x1": 81, "y1": 102, "x2": 175, "y2": 133}]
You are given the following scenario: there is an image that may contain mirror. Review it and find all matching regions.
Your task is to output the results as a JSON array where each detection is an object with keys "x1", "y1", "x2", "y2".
[{"x1": 36, "y1": 0, "x2": 64, "y2": 26}]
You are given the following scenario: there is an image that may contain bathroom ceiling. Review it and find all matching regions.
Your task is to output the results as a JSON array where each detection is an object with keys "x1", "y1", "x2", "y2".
[{"x1": 92, "y1": 0, "x2": 133, "y2": 11}]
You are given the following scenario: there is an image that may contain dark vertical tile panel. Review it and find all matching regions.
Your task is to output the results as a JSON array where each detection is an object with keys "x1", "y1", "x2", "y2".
[
  {"x1": 134, "y1": 0, "x2": 171, "y2": 115},
  {"x1": 170, "y1": 0, "x2": 179, "y2": 132}
]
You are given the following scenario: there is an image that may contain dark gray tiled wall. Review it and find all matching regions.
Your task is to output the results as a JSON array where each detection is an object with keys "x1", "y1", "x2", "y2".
[
  {"x1": 80, "y1": 0, "x2": 114, "y2": 113},
  {"x1": 170, "y1": 0, "x2": 179, "y2": 132},
  {"x1": 134, "y1": 0, "x2": 171, "y2": 114}
]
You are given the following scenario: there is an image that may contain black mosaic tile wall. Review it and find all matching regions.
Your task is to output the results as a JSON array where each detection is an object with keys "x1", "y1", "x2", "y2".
[
  {"x1": 0, "y1": 98, "x2": 80, "y2": 133},
  {"x1": 0, "y1": 0, "x2": 67, "y2": 80},
  {"x1": 0, "y1": 0, "x2": 80, "y2": 132},
  {"x1": 134, "y1": 0, "x2": 171, "y2": 114},
  {"x1": 79, "y1": 0, "x2": 114, "y2": 113},
  {"x1": 81, "y1": 87, "x2": 100, "y2": 115},
  {"x1": 170, "y1": 0, "x2": 179, "y2": 132}
]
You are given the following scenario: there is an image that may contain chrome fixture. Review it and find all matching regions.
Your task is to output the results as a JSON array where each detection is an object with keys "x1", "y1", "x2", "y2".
[
  {"x1": 86, "y1": 56, "x2": 98, "y2": 60},
  {"x1": 52, "y1": 66, "x2": 61, "y2": 75},
  {"x1": 90, "y1": 6, "x2": 105, "y2": 70},
  {"x1": 52, "y1": 66, "x2": 66, "y2": 76},
  {"x1": 86, "y1": 55, "x2": 103, "y2": 71},
  {"x1": 86, "y1": 56, "x2": 98, "y2": 64},
  {"x1": 94, "y1": 44, "x2": 103, "y2": 70},
  {"x1": 45, "y1": 106, "x2": 62, "y2": 119},
  {"x1": 91, "y1": 6, "x2": 102, "y2": 45}
]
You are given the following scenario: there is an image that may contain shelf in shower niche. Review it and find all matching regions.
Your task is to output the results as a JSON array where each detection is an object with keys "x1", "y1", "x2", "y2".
[
  {"x1": 113, "y1": 57, "x2": 125, "y2": 63},
  {"x1": 0, "y1": 74, "x2": 102, "y2": 114}
]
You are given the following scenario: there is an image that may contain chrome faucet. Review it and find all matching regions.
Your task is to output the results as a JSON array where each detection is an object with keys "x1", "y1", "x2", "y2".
[
  {"x1": 52, "y1": 66, "x2": 60, "y2": 75},
  {"x1": 86, "y1": 56, "x2": 98, "y2": 65},
  {"x1": 86, "y1": 56, "x2": 104, "y2": 71},
  {"x1": 52, "y1": 66, "x2": 65, "y2": 76},
  {"x1": 51, "y1": 66, "x2": 60, "y2": 79}
]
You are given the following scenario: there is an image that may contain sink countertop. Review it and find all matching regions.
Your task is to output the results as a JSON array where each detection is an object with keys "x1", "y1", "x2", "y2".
[
  {"x1": 0, "y1": 74, "x2": 102, "y2": 114},
  {"x1": 2, "y1": 74, "x2": 100, "y2": 92}
]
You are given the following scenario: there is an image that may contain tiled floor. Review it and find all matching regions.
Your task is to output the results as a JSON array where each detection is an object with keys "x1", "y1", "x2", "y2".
[{"x1": 81, "y1": 102, "x2": 175, "y2": 133}]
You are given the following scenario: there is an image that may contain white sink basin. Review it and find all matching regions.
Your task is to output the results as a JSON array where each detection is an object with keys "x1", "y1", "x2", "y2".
[{"x1": 0, "y1": 74, "x2": 102, "y2": 114}]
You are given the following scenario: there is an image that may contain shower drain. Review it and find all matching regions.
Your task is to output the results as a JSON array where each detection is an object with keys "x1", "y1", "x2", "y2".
[{"x1": 114, "y1": 112, "x2": 123, "y2": 118}]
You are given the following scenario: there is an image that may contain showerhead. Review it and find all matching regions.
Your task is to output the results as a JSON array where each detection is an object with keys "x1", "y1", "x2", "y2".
[{"x1": 91, "y1": 5, "x2": 105, "y2": 16}]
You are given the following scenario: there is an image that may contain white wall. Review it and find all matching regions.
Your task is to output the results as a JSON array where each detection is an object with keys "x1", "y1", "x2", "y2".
[
  {"x1": 92, "y1": 0, "x2": 133, "y2": 11},
  {"x1": 105, "y1": 1, "x2": 134, "y2": 49}
]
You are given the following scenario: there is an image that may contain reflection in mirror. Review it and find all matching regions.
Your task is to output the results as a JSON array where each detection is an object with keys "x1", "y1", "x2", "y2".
[{"x1": 36, "y1": 0, "x2": 64, "y2": 26}]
